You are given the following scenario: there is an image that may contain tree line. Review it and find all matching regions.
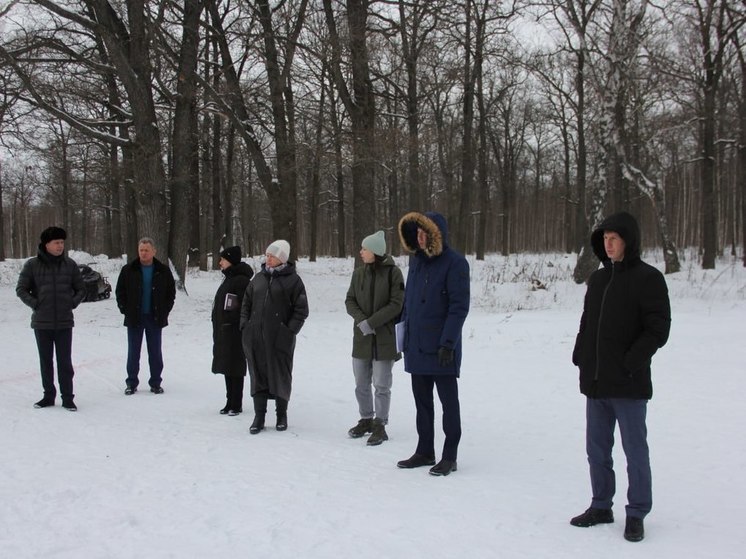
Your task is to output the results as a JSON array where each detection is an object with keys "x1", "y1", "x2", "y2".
[{"x1": 0, "y1": 0, "x2": 744, "y2": 288}]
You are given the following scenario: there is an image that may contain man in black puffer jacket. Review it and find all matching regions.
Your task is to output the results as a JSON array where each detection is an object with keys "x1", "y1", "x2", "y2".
[
  {"x1": 16, "y1": 226, "x2": 85, "y2": 411},
  {"x1": 570, "y1": 212, "x2": 671, "y2": 543}
]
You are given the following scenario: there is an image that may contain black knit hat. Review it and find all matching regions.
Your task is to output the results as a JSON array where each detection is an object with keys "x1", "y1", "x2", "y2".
[
  {"x1": 220, "y1": 246, "x2": 242, "y2": 266},
  {"x1": 40, "y1": 226, "x2": 67, "y2": 245}
]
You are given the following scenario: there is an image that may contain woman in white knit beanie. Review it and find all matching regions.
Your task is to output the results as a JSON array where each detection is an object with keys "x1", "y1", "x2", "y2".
[{"x1": 240, "y1": 240, "x2": 309, "y2": 434}]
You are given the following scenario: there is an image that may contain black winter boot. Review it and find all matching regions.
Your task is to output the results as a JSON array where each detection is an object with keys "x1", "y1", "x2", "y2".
[
  {"x1": 429, "y1": 459, "x2": 457, "y2": 476},
  {"x1": 276, "y1": 398, "x2": 288, "y2": 431},
  {"x1": 34, "y1": 398, "x2": 55, "y2": 409},
  {"x1": 348, "y1": 418, "x2": 373, "y2": 438},
  {"x1": 396, "y1": 453, "x2": 436, "y2": 469},
  {"x1": 250, "y1": 394, "x2": 268, "y2": 434},
  {"x1": 624, "y1": 516, "x2": 644, "y2": 542},
  {"x1": 249, "y1": 414, "x2": 265, "y2": 434},
  {"x1": 366, "y1": 419, "x2": 388, "y2": 446},
  {"x1": 570, "y1": 507, "x2": 614, "y2": 527},
  {"x1": 62, "y1": 400, "x2": 78, "y2": 412},
  {"x1": 222, "y1": 377, "x2": 232, "y2": 414}
]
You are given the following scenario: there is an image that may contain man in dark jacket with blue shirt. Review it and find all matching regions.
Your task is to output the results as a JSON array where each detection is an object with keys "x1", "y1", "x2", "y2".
[
  {"x1": 396, "y1": 212, "x2": 470, "y2": 476},
  {"x1": 115, "y1": 237, "x2": 176, "y2": 395},
  {"x1": 570, "y1": 211, "x2": 671, "y2": 542},
  {"x1": 16, "y1": 226, "x2": 85, "y2": 410}
]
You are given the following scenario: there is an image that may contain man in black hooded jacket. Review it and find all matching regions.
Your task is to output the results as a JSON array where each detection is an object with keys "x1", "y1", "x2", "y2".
[{"x1": 570, "y1": 212, "x2": 670, "y2": 543}]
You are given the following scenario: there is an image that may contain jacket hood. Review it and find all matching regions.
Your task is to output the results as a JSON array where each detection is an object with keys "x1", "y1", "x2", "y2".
[
  {"x1": 378, "y1": 254, "x2": 397, "y2": 267},
  {"x1": 261, "y1": 261, "x2": 297, "y2": 276},
  {"x1": 591, "y1": 211, "x2": 641, "y2": 263},
  {"x1": 223, "y1": 261, "x2": 254, "y2": 279},
  {"x1": 398, "y1": 211, "x2": 448, "y2": 257},
  {"x1": 362, "y1": 254, "x2": 397, "y2": 273},
  {"x1": 37, "y1": 246, "x2": 65, "y2": 264}
]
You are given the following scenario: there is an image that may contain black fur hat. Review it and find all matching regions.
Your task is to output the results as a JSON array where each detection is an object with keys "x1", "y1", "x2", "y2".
[{"x1": 40, "y1": 226, "x2": 67, "y2": 245}]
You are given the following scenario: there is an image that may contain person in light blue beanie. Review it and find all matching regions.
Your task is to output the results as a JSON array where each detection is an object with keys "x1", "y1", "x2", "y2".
[
  {"x1": 361, "y1": 230, "x2": 386, "y2": 257},
  {"x1": 345, "y1": 230, "x2": 404, "y2": 446}
]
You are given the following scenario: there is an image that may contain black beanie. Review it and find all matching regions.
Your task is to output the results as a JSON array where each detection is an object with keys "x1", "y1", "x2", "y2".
[
  {"x1": 40, "y1": 226, "x2": 67, "y2": 245},
  {"x1": 220, "y1": 246, "x2": 242, "y2": 266}
]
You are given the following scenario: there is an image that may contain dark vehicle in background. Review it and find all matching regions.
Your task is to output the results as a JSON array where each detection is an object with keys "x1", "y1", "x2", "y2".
[{"x1": 78, "y1": 264, "x2": 112, "y2": 302}]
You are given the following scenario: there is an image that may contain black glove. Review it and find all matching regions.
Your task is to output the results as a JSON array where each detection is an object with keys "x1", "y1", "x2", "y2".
[{"x1": 437, "y1": 347, "x2": 454, "y2": 367}]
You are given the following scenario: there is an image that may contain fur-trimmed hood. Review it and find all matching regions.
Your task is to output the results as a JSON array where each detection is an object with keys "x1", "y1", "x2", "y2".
[{"x1": 398, "y1": 211, "x2": 448, "y2": 257}]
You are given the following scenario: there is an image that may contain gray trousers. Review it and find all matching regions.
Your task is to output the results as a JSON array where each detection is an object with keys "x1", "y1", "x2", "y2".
[{"x1": 352, "y1": 358, "x2": 394, "y2": 423}]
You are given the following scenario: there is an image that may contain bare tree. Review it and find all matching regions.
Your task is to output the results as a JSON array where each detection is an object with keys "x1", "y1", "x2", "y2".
[
  {"x1": 205, "y1": 0, "x2": 306, "y2": 250},
  {"x1": 1, "y1": 1, "x2": 170, "y2": 255},
  {"x1": 736, "y1": 20, "x2": 746, "y2": 266},
  {"x1": 323, "y1": 0, "x2": 376, "y2": 252},
  {"x1": 549, "y1": 0, "x2": 603, "y2": 257},
  {"x1": 167, "y1": 0, "x2": 203, "y2": 288},
  {"x1": 574, "y1": 0, "x2": 649, "y2": 281},
  {"x1": 684, "y1": 0, "x2": 745, "y2": 268},
  {"x1": 395, "y1": 0, "x2": 446, "y2": 211}
]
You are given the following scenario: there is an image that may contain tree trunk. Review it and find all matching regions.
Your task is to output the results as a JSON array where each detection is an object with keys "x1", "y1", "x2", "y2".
[
  {"x1": 323, "y1": 0, "x2": 376, "y2": 251},
  {"x1": 701, "y1": 78, "x2": 718, "y2": 269},
  {"x1": 458, "y1": 0, "x2": 475, "y2": 253},
  {"x1": 82, "y1": 0, "x2": 170, "y2": 251},
  {"x1": 0, "y1": 159, "x2": 5, "y2": 261},
  {"x1": 398, "y1": 0, "x2": 426, "y2": 211},
  {"x1": 621, "y1": 163, "x2": 681, "y2": 273},
  {"x1": 561, "y1": 123, "x2": 574, "y2": 253},
  {"x1": 211, "y1": 110, "x2": 223, "y2": 270},
  {"x1": 169, "y1": 0, "x2": 202, "y2": 290},
  {"x1": 121, "y1": 145, "x2": 139, "y2": 259},
  {"x1": 225, "y1": 126, "x2": 237, "y2": 244},
  {"x1": 205, "y1": 1, "x2": 273, "y2": 190},
  {"x1": 739, "y1": 42, "x2": 746, "y2": 267},
  {"x1": 256, "y1": 0, "x2": 306, "y2": 250},
  {"x1": 309, "y1": 68, "x2": 326, "y2": 262},
  {"x1": 106, "y1": 142, "x2": 120, "y2": 257},
  {"x1": 476, "y1": 79, "x2": 488, "y2": 260}
]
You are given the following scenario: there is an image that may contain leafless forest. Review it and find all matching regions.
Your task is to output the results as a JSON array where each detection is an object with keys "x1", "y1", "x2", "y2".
[{"x1": 0, "y1": 0, "x2": 744, "y2": 285}]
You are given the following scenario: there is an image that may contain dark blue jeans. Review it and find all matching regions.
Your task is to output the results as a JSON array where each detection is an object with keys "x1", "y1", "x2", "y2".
[
  {"x1": 34, "y1": 328, "x2": 75, "y2": 402},
  {"x1": 411, "y1": 374, "x2": 461, "y2": 461},
  {"x1": 126, "y1": 314, "x2": 163, "y2": 389},
  {"x1": 586, "y1": 397, "x2": 652, "y2": 519}
]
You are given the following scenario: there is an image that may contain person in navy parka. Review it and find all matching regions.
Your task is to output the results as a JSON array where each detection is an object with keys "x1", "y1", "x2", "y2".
[{"x1": 396, "y1": 211, "x2": 470, "y2": 476}]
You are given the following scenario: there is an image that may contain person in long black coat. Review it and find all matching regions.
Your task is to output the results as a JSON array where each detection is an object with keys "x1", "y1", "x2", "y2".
[
  {"x1": 212, "y1": 246, "x2": 254, "y2": 416},
  {"x1": 240, "y1": 240, "x2": 309, "y2": 434}
]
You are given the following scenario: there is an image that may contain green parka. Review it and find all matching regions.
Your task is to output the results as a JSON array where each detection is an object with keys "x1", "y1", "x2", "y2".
[{"x1": 345, "y1": 255, "x2": 404, "y2": 361}]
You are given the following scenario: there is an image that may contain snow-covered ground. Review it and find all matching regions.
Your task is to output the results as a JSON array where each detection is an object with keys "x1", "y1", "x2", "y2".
[{"x1": 1, "y1": 250, "x2": 744, "y2": 558}]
